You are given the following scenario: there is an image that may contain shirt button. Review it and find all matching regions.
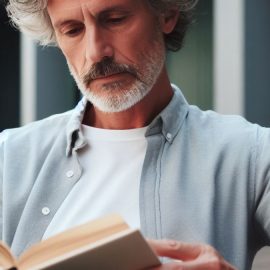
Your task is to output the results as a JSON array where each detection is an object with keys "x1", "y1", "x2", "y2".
[
  {"x1": 66, "y1": 170, "x2": 74, "y2": 178},
  {"x1": 42, "y1": 207, "x2": 50, "y2": 216},
  {"x1": 166, "y1": 133, "x2": 172, "y2": 140}
]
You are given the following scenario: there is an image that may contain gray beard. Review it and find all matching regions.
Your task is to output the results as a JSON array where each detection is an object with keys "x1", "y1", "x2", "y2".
[{"x1": 68, "y1": 40, "x2": 165, "y2": 113}]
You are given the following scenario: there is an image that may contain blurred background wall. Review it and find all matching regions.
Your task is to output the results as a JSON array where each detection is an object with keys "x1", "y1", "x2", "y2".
[
  {"x1": 0, "y1": 0, "x2": 20, "y2": 129},
  {"x1": 2, "y1": 0, "x2": 270, "y2": 130},
  {"x1": 0, "y1": 0, "x2": 269, "y2": 268},
  {"x1": 1, "y1": 0, "x2": 270, "y2": 128}
]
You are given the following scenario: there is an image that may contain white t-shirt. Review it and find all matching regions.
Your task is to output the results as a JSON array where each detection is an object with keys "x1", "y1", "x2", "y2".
[{"x1": 43, "y1": 125, "x2": 148, "y2": 239}]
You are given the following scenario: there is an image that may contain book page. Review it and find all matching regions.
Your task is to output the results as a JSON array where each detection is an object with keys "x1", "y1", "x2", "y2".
[
  {"x1": 23, "y1": 230, "x2": 160, "y2": 270},
  {"x1": 18, "y1": 215, "x2": 128, "y2": 269},
  {"x1": 0, "y1": 241, "x2": 16, "y2": 269}
]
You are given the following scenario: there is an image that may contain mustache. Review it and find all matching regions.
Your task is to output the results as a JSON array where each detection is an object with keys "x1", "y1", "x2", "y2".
[{"x1": 82, "y1": 57, "x2": 138, "y2": 86}]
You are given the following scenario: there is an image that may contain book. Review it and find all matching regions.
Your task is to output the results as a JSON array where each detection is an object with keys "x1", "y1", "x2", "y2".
[{"x1": 0, "y1": 214, "x2": 160, "y2": 270}]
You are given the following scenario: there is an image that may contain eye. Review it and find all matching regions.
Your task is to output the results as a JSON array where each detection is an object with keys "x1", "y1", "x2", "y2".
[
  {"x1": 106, "y1": 16, "x2": 127, "y2": 25},
  {"x1": 62, "y1": 24, "x2": 84, "y2": 37}
]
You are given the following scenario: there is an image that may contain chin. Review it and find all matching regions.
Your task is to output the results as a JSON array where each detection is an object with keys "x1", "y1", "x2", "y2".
[{"x1": 81, "y1": 84, "x2": 151, "y2": 113}]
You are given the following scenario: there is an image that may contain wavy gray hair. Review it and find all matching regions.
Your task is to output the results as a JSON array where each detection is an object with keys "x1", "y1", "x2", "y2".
[{"x1": 6, "y1": 0, "x2": 198, "y2": 51}]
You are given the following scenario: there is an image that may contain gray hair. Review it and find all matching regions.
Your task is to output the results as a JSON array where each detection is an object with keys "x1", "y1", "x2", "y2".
[{"x1": 6, "y1": 0, "x2": 198, "y2": 50}]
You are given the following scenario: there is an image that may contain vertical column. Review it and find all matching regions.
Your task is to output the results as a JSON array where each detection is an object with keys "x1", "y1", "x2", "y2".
[
  {"x1": 213, "y1": 0, "x2": 245, "y2": 115},
  {"x1": 20, "y1": 33, "x2": 37, "y2": 125}
]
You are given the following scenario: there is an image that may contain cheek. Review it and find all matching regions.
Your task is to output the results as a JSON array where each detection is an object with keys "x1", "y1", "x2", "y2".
[
  {"x1": 114, "y1": 24, "x2": 160, "y2": 63},
  {"x1": 59, "y1": 39, "x2": 86, "y2": 75}
]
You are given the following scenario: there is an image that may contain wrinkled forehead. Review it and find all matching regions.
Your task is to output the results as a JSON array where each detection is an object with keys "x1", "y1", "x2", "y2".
[
  {"x1": 47, "y1": 0, "x2": 145, "y2": 11},
  {"x1": 47, "y1": 0, "x2": 151, "y2": 27},
  {"x1": 48, "y1": 0, "x2": 98, "y2": 10}
]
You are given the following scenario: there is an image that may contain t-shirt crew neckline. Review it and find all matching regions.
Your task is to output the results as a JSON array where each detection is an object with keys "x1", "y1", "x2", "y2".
[{"x1": 81, "y1": 124, "x2": 148, "y2": 141}]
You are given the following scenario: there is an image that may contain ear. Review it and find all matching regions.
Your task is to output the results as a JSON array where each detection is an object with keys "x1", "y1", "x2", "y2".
[{"x1": 159, "y1": 8, "x2": 179, "y2": 34}]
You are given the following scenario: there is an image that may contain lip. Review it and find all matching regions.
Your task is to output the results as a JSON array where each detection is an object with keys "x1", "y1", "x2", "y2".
[
  {"x1": 95, "y1": 72, "x2": 126, "y2": 81},
  {"x1": 90, "y1": 72, "x2": 132, "y2": 86}
]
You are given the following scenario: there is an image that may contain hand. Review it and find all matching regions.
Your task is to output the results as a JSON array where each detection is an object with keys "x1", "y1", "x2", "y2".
[{"x1": 147, "y1": 239, "x2": 237, "y2": 270}]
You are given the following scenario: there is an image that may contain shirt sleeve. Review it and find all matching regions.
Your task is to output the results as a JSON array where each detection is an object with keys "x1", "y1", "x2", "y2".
[{"x1": 253, "y1": 126, "x2": 270, "y2": 245}]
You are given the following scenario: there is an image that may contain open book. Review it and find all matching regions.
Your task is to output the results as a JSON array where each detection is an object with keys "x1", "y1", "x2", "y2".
[{"x1": 0, "y1": 215, "x2": 160, "y2": 270}]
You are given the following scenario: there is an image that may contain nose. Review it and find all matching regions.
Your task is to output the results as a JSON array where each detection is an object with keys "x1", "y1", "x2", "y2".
[{"x1": 85, "y1": 25, "x2": 114, "y2": 64}]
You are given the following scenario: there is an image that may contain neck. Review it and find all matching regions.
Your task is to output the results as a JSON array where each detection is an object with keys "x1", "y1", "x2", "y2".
[{"x1": 83, "y1": 69, "x2": 173, "y2": 129}]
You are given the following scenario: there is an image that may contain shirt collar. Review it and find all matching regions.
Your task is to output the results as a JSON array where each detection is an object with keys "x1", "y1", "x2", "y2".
[
  {"x1": 66, "y1": 85, "x2": 189, "y2": 155},
  {"x1": 66, "y1": 97, "x2": 88, "y2": 156},
  {"x1": 146, "y1": 84, "x2": 189, "y2": 143}
]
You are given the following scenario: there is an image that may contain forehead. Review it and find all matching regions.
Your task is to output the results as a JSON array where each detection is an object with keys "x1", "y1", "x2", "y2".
[
  {"x1": 47, "y1": 0, "x2": 153, "y2": 30},
  {"x1": 48, "y1": 0, "x2": 145, "y2": 13}
]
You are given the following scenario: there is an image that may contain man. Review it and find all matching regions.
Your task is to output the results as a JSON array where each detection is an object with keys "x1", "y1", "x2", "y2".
[{"x1": 1, "y1": 0, "x2": 270, "y2": 269}]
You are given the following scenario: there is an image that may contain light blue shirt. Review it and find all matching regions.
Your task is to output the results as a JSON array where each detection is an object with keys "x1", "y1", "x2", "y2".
[{"x1": 0, "y1": 86, "x2": 269, "y2": 269}]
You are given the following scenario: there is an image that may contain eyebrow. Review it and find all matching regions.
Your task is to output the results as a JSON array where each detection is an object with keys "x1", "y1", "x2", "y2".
[
  {"x1": 53, "y1": 4, "x2": 133, "y2": 30},
  {"x1": 54, "y1": 20, "x2": 80, "y2": 30}
]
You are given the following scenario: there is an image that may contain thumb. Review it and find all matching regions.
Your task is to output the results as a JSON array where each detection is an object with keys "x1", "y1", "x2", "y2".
[{"x1": 147, "y1": 239, "x2": 203, "y2": 261}]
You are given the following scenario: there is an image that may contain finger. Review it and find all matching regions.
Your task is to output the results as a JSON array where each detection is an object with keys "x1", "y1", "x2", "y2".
[
  {"x1": 183, "y1": 252, "x2": 237, "y2": 270},
  {"x1": 148, "y1": 261, "x2": 184, "y2": 270},
  {"x1": 147, "y1": 240, "x2": 237, "y2": 270},
  {"x1": 185, "y1": 247, "x2": 237, "y2": 270},
  {"x1": 147, "y1": 239, "x2": 203, "y2": 261},
  {"x1": 148, "y1": 259, "x2": 236, "y2": 270}
]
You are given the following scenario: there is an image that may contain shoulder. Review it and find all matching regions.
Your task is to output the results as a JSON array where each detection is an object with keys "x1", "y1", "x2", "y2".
[
  {"x1": 188, "y1": 105, "x2": 252, "y2": 127},
  {"x1": 0, "y1": 132, "x2": 6, "y2": 146},
  {"x1": 1, "y1": 110, "x2": 73, "y2": 148},
  {"x1": 180, "y1": 105, "x2": 270, "y2": 159},
  {"x1": 187, "y1": 105, "x2": 263, "y2": 139}
]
